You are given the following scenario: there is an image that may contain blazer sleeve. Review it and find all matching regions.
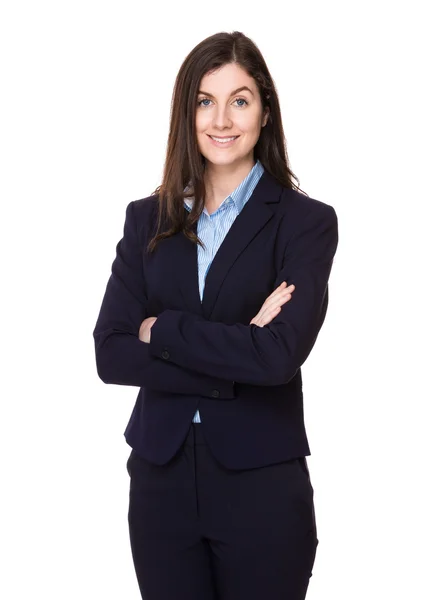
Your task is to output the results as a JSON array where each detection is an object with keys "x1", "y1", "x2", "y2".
[
  {"x1": 149, "y1": 203, "x2": 338, "y2": 386},
  {"x1": 92, "y1": 200, "x2": 236, "y2": 398}
]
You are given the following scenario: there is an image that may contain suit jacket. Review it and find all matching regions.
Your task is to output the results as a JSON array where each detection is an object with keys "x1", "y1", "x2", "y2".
[{"x1": 92, "y1": 168, "x2": 339, "y2": 469}]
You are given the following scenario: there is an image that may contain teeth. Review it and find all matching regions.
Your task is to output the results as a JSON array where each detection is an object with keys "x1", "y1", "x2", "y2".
[{"x1": 210, "y1": 136, "x2": 237, "y2": 143}]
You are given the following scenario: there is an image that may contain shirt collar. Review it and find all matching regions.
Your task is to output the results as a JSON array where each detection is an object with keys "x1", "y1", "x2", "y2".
[{"x1": 184, "y1": 159, "x2": 264, "y2": 214}]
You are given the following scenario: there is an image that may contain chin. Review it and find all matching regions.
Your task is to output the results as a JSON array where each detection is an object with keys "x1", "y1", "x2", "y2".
[
  {"x1": 200, "y1": 149, "x2": 253, "y2": 168},
  {"x1": 204, "y1": 154, "x2": 240, "y2": 166}
]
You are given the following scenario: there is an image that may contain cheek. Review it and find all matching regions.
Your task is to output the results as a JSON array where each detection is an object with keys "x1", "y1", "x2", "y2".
[
  {"x1": 196, "y1": 112, "x2": 211, "y2": 132},
  {"x1": 237, "y1": 113, "x2": 263, "y2": 134}
]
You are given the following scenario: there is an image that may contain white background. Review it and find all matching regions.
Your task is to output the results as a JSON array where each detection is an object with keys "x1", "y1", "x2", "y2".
[{"x1": 1, "y1": 1, "x2": 431, "y2": 598}]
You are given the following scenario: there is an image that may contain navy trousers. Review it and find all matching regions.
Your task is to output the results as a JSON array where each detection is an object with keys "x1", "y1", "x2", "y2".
[{"x1": 127, "y1": 423, "x2": 318, "y2": 600}]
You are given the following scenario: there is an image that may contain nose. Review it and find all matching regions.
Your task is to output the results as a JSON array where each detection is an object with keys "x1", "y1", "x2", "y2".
[{"x1": 212, "y1": 104, "x2": 232, "y2": 130}]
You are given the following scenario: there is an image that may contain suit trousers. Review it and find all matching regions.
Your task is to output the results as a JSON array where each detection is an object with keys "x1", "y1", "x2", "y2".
[{"x1": 127, "y1": 422, "x2": 319, "y2": 600}]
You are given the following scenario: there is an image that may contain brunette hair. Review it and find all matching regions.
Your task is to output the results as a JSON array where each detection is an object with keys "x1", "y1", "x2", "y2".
[{"x1": 147, "y1": 31, "x2": 307, "y2": 253}]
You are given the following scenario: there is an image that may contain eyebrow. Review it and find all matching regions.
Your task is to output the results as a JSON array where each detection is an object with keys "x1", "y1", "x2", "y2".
[{"x1": 197, "y1": 86, "x2": 254, "y2": 97}]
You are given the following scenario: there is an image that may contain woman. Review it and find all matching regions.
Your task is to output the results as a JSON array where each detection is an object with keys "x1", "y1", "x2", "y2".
[{"x1": 93, "y1": 31, "x2": 338, "y2": 600}]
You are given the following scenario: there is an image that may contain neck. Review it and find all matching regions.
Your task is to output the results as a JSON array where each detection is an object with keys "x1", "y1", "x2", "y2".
[{"x1": 203, "y1": 156, "x2": 256, "y2": 205}]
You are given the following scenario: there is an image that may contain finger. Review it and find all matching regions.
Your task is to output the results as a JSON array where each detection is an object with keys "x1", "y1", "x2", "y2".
[
  {"x1": 262, "y1": 289, "x2": 293, "y2": 313},
  {"x1": 252, "y1": 283, "x2": 296, "y2": 326},
  {"x1": 254, "y1": 294, "x2": 287, "y2": 324},
  {"x1": 261, "y1": 285, "x2": 294, "y2": 316},
  {"x1": 255, "y1": 301, "x2": 282, "y2": 326},
  {"x1": 268, "y1": 283, "x2": 295, "y2": 303},
  {"x1": 254, "y1": 285, "x2": 295, "y2": 323},
  {"x1": 258, "y1": 305, "x2": 282, "y2": 327},
  {"x1": 267, "y1": 281, "x2": 288, "y2": 299}
]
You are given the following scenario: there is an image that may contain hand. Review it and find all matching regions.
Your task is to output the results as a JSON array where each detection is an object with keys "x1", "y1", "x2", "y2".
[
  {"x1": 250, "y1": 281, "x2": 295, "y2": 327},
  {"x1": 139, "y1": 317, "x2": 158, "y2": 343}
]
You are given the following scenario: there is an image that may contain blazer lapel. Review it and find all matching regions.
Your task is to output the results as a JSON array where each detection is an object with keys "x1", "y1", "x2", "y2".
[
  {"x1": 172, "y1": 217, "x2": 204, "y2": 316},
  {"x1": 173, "y1": 169, "x2": 284, "y2": 320}
]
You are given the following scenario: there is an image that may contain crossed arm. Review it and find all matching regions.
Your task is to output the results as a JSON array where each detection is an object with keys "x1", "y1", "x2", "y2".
[
  {"x1": 148, "y1": 204, "x2": 338, "y2": 386},
  {"x1": 92, "y1": 201, "x2": 235, "y2": 398},
  {"x1": 92, "y1": 200, "x2": 338, "y2": 392}
]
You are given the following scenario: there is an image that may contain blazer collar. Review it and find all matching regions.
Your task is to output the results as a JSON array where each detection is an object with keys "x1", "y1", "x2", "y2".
[{"x1": 175, "y1": 167, "x2": 284, "y2": 319}]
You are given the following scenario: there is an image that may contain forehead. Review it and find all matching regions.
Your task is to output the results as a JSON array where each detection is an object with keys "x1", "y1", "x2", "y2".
[{"x1": 199, "y1": 63, "x2": 258, "y2": 94}]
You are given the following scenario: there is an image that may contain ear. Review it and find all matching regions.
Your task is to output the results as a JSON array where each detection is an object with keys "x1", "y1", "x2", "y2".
[{"x1": 262, "y1": 108, "x2": 270, "y2": 127}]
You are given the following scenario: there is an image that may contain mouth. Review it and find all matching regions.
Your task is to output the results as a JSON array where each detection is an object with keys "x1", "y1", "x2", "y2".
[{"x1": 207, "y1": 134, "x2": 240, "y2": 147}]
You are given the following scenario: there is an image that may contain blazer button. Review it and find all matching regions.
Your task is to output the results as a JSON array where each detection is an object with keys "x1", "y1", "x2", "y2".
[
  {"x1": 211, "y1": 389, "x2": 220, "y2": 398},
  {"x1": 161, "y1": 350, "x2": 170, "y2": 360}
]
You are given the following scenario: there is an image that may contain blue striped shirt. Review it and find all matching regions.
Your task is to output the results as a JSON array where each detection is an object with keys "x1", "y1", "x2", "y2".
[{"x1": 183, "y1": 159, "x2": 265, "y2": 423}]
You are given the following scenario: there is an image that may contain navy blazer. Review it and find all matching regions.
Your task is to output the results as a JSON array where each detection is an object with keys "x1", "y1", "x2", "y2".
[{"x1": 92, "y1": 168, "x2": 339, "y2": 469}]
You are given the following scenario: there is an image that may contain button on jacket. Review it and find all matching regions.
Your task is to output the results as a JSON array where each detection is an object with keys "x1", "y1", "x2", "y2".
[{"x1": 92, "y1": 164, "x2": 339, "y2": 469}]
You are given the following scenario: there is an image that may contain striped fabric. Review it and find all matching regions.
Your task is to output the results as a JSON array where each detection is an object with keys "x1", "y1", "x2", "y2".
[{"x1": 183, "y1": 159, "x2": 265, "y2": 423}]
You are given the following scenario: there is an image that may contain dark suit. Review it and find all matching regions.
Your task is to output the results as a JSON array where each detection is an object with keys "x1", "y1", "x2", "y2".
[{"x1": 93, "y1": 167, "x2": 338, "y2": 599}]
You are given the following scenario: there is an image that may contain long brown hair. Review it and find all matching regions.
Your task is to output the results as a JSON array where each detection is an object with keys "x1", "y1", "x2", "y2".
[{"x1": 147, "y1": 31, "x2": 307, "y2": 254}]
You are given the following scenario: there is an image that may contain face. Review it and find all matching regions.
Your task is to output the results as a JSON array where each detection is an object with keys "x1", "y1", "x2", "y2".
[{"x1": 195, "y1": 62, "x2": 269, "y2": 168}]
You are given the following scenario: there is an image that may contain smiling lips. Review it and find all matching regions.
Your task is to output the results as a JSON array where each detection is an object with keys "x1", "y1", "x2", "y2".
[{"x1": 207, "y1": 134, "x2": 240, "y2": 146}]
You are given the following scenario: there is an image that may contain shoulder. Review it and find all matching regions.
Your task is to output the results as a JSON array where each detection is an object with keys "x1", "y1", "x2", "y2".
[
  {"x1": 280, "y1": 186, "x2": 337, "y2": 223},
  {"x1": 125, "y1": 195, "x2": 159, "y2": 238},
  {"x1": 274, "y1": 186, "x2": 338, "y2": 250},
  {"x1": 131, "y1": 194, "x2": 159, "y2": 219}
]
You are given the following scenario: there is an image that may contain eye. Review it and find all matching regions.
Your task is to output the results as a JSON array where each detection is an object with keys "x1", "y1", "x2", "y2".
[
  {"x1": 197, "y1": 98, "x2": 212, "y2": 107},
  {"x1": 197, "y1": 97, "x2": 249, "y2": 108}
]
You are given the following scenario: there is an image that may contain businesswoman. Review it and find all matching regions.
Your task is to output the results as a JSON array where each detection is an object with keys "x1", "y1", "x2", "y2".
[{"x1": 93, "y1": 31, "x2": 338, "y2": 600}]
